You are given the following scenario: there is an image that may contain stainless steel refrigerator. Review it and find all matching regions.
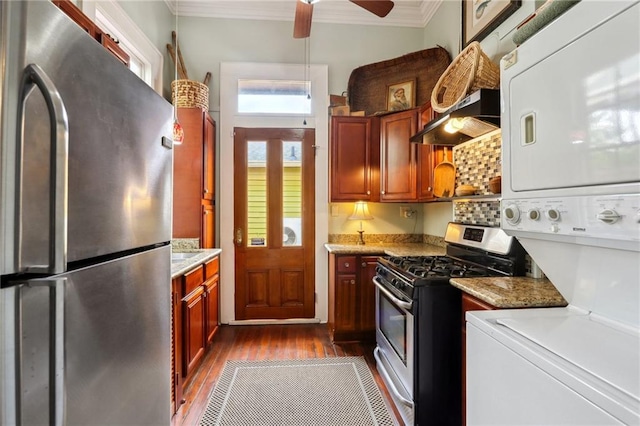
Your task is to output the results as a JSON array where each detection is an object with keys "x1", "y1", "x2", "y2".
[{"x1": 1, "y1": 2, "x2": 173, "y2": 424}]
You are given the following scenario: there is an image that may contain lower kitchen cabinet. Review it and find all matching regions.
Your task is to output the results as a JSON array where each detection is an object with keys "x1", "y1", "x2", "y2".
[
  {"x1": 204, "y1": 257, "x2": 220, "y2": 345},
  {"x1": 184, "y1": 285, "x2": 206, "y2": 376},
  {"x1": 328, "y1": 253, "x2": 381, "y2": 342},
  {"x1": 171, "y1": 254, "x2": 220, "y2": 414}
]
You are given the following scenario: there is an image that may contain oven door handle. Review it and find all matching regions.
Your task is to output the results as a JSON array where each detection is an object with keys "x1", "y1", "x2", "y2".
[
  {"x1": 373, "y1": 347, "x2": 414, "y2": 409},
  {"x1": 373, "y1": 276, "x2": 413, "y2": 311}
]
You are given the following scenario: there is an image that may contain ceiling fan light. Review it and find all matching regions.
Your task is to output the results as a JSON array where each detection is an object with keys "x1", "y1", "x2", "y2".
[{"x1": 299, "y1": 0, "x2": 320, "y2": 4}]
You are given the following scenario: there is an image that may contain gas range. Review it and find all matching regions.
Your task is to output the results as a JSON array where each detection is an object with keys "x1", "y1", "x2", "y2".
[
  {"x1": 373, "y1": 222, "x2": 527, "y2": 426},
  {"x1": 376, "y1": 223, "x2": 526, "y2": 301}
]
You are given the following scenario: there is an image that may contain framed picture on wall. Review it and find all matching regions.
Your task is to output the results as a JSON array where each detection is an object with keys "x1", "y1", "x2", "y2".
[
  {"x1": 386, "y1": 79, "x2": 415, "y2": 112},
  {"x1": 462, "y1": 0, "x2": 521, "y2": 47}
]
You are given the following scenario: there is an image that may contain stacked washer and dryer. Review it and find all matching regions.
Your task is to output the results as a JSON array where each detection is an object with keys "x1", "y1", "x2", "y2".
[{"x1": 466, "y1": 1, "x2": 640, "y2": 424}]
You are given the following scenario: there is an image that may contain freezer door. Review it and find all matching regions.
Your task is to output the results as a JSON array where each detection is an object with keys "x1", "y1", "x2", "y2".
[
  {"x1": 10, "y1": 245, "x2": 171, "y2": 425},
  {"x1": 3, "y1": 1, "x2": 172, "y2": 273}
]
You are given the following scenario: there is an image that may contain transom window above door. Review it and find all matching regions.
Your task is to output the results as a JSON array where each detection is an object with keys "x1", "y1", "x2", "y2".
[{"x1": 238, "y1": 79, "x2": 312, "y2": 114}]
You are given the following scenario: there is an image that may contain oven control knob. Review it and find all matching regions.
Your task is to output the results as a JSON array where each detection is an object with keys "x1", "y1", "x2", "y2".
[
  {"x1": 596, "y1": 209, "x2": 621, "y2": 224},
  {"x1": 503, "y1": 204, "x2": 521, "y2": 224},
  {"x1": 546, "y1": 208, "x2": 561, "y2": 222},
  {"x1": 528, "y1": 209, "x2": 541, "y2": 221}
]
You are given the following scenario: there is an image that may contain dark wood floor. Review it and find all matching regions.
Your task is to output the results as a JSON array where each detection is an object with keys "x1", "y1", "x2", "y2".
[{"x1": 171, "y1": 324, "x2": 404, "y2": 426}]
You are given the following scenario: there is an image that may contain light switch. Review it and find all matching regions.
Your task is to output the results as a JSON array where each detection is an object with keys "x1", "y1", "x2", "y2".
[{"x1": 331, "y1": 204, "x2": 339, "y2": 217}]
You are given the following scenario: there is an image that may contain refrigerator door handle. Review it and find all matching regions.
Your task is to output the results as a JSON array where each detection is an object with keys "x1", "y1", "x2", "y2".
[
  {"x1": 16, "y1": 278, "x2": 66, "y2": 426},
  {"x1": 16, "y1": 64, "x2": 69, "y2": 274}
]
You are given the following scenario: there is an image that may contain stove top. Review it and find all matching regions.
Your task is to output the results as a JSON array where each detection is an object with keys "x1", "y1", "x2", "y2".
[
  {"x1": 375, "y1": 223, "x2": 527, "y2": 300},
  {"x1": 380, "y1": 255, "x2": 501, "y2": 282}
]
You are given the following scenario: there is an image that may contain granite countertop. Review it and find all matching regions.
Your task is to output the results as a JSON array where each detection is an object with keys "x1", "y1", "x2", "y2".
[
  {"x1": 171, "y1": 248, "x2": 222, "y2": 278},
  {"x1": 450, "y1": 276, "x2": 567, "y2": 308},
  {"x1": 324, "y1": 243, "x2": 445, "y2": 257}
]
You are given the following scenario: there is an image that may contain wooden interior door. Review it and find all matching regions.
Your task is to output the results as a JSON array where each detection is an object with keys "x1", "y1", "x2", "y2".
[{"x1": 233, "y1": 128, "x2": 316, "y2": 320}]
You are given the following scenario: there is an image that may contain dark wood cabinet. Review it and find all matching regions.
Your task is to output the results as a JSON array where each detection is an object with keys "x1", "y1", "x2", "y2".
[
  {"x1": 203, "y1": 257, "x2": 220, "y2": 345},
  {"x1": 52, "y1": 0, "x2": 130, "y2": 67},
  {"x1": 170, "y1": 277, "x2": 183, "y2": 415},
  {"x1": 329, "y1": 105, "x2": 440, "y2": 203},
  {"x1": 461, "y1": 293, "x2": 496, "y2": 426},
  {"x1": 329, "y1": 116, "x2": 380, "y2": 202},
  {"x1": 96, "y1": 31, "x2": 130, "y2": 67},
  {"x1": 328, "y1": 253, "x2": 381, "y2": 342},
  {"x1": 380, "y1": 109, "x2": 419, "y2": 201},
  {"x1": 183, "y1": 285, "x2": 206, "y2": 376},
  {"x1": 171, "y1": 255, "x2": 220, "y2": 415},
  {"x1": 173, "y1": 108, "x2": 216, "y2": 248},
  {"x1": 417, "y1": 104, "x2": 437, "y2": 201},
  {"x1": 202, "y1": 204, "x2": 215, "y2": 249}
]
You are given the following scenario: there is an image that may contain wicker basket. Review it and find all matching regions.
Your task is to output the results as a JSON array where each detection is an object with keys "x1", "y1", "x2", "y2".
[
  {"x1": 430, "y1": 42, "x2": 500, "y2": 113},
  {"x1": 171, "y1": 79, "x2": 209, "y2": 110}
]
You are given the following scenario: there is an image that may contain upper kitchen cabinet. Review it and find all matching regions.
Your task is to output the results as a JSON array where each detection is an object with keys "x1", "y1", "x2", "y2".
[
  {"x1": 52, "y1": 0, "x2": 130, "y2": 67},
  {"x1": 329, "y1": 116, "x2": 380, "y2": 202},
  {"x1": 173, "y1": 108, "x2": 216, "y2": 248},
  {"x1": 380, "y1": 108, "x2": 419, "y2": 201},
  {"x1": 417, "y1": 103, "x2": 437, "y2": 201}
]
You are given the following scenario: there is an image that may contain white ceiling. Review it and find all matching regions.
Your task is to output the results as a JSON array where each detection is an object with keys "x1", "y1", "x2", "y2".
[{"x1": 164, "y1": 0, "x2": 443, "y2": 28}]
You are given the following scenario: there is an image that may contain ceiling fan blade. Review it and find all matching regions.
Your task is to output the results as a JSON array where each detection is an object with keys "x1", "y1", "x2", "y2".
[
  {"x1": 293, "y1": 1, "x2": 313, "y2": 39},
  {"x1": 349, "y1": 0, "x2": 394, "y2": 18}
]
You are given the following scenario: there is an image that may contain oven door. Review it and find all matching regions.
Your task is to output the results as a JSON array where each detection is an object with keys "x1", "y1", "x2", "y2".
[{"x1": 373, "y1": 276, "x2": 414, "y2": 424}]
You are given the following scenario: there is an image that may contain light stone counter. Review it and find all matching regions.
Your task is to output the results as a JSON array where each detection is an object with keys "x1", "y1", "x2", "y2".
[
  {"x1": 171, "y1": 248, "x2": 222, "y2": 278},
  {"x1": 324, "y1": 243, "x2": 445, "y2": 257},
  {"x1": 449, "y1": 276, "x2": 567, "y2": 308}
]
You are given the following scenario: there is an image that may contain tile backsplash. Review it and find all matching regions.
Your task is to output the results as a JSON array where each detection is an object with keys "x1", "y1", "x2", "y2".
[
  {"x1": 453, "y1": 201, "x2": 501, "y2": 227},
  {"x1": 452, "y1": 129, "x2": 501, "y2": 227},
  {"x1": 453, "y1": 129, "x2": 501, "y2": 195}
]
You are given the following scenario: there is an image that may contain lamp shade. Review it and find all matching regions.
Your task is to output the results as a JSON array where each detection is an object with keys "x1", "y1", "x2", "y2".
[{"x1": 348, "y1": 201, "x2": 373, "y2": 221}]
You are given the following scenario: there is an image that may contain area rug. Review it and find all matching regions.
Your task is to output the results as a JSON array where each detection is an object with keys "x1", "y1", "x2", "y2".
[{"x1": 199, "y1": 357, "x2": 395, "y2": 426}]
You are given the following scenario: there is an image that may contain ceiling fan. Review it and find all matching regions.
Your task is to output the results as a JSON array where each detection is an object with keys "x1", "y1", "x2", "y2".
[{"x1": 294, "y1": 0, "x2": 395, "y2": 38}]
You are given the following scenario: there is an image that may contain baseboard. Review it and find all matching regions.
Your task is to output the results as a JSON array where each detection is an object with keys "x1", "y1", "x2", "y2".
[{"x1": 227, "y1": 318, "x2": 323, "y2": 326}]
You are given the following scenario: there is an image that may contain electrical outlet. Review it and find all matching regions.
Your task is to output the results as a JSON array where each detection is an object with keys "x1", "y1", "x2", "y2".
[{"x1": 400, "y1": 206, "x2": 415, "y2": 218}]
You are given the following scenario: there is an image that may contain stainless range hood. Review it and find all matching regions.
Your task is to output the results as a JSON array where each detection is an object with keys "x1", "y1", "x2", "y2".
[{"x1": 410, "y1": 89, "x2": 500, "y2": 145}]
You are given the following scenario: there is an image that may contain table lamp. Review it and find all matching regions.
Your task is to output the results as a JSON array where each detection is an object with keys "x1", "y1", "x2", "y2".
[{"x1": 348, "y1": 201, "x2": 374, "y2": 245}]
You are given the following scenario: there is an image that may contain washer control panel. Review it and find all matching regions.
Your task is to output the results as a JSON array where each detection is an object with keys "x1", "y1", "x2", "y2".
[{"x1": 501, "y1": 194, "x2": 640, "y2": 242}]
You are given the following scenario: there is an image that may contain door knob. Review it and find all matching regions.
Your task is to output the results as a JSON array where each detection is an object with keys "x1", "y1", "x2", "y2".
[{"x1": 235, "y1": 228, "x2": 243, "y2": 246}]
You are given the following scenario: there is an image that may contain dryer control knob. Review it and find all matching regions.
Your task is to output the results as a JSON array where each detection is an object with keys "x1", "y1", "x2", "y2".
[
  {"x1": 546, "y1": 208, "x2": 561, "y2": 222},
  {"x1": 503, "y1": 205, "x2": 521, "y2": 225},
  {"x1": 596, "y1": 209, "x2": 621, "y2": 224},
  {"x1": 528, "y1": 209, "x2": 541, "y2": 221}
]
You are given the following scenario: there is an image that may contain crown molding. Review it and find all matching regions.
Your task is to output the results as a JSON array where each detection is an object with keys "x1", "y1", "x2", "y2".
[{"x1": 164, "y1": 0, "x2": 443, "y2": 28}]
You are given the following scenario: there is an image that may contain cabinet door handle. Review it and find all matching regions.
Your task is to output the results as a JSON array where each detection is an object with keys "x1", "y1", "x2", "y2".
[
  {"x1": 366, "y1": 190, "x2": 370, "y2": 195},
  {"x1": 350, "y1": 279, "x2": 355, "y2": 285},
  {"x1": 381, "y1": 191, "x2": 386, "y2": 195},
  {"x1": 361, "y1": 262, "x2": 367, "y2": 267},
  {"x1": 344, "y1": 262, "x2": 350, "y2": 268},
  {"x1": 204, "y1": 189, "x2": 209, "y2": 194}
]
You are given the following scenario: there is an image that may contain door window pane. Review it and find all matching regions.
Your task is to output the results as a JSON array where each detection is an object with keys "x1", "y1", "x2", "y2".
[
  {"x1": 283, "y1": 141, "x2": 302, "y2": 246},
  {"x1": 247, "y1": 141, "x2": 267, "y2": 246}
]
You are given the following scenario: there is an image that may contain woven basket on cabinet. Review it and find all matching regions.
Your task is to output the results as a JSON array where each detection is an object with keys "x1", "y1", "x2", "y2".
[
  {"x1": 430, "y1": 42, "x2": 500, "y2": 113},
  {"x1": 171, "y1": 79, "x2": 209, "y2": 110}
]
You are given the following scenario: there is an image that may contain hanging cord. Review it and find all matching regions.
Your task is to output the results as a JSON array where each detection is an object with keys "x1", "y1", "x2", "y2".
[
  {"x1": 172, "y1": 0, "x2": 184, "y2": 144},
  {"x1": 303, "y1": 36, "x2": 311, "y2": 125}
]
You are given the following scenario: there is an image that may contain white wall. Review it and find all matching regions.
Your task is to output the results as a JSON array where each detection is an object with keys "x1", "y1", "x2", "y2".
[{"x1": 329, "y1": 202, "x2": 424, "y2": 236}]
